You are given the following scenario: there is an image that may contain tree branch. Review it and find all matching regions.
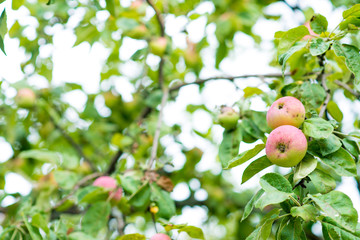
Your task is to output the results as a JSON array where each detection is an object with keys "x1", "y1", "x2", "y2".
[
  {"x1": 147, "y1": 88, "x2": 169, "y2": 169},
  {"x1": 146, "y1": 0, "x2": 165, "y2": 36},
  {"x1": 52, "y1": 172, "x2": 103, "y2": 209},
  {"x1": 48, "y1": 114, "x2": 97, "y2": 172},
  {"x1": 334, "y1": 80, "x2": 360, "y2": 98},
  {"x1": 317, "y1": 54, "x2": 330, "y2": 118},
  {"x1": 169, "y1": 73, "x2": 291, "y2": 92},
  {"x1": 106, "y1": 150, "x2": 123, "y2": 174}
]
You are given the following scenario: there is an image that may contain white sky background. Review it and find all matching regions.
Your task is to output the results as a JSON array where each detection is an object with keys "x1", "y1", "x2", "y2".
[{"x1": 1, "y1": 0, "x2": 360, "y2": 238}]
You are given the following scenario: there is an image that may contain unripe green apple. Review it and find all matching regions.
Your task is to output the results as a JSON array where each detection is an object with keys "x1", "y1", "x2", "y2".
[
  {"x1": 127, "y1": 24, "x2": 149, "y2": 39},
  {"x1": 15, "y1": 88, "x2": 36, "y2": 108},
  {"x1": 150, "y1": 233, "x2": 171, "y2": 240},
  {"x1": 93, "y1": 176, "x2": 122, "y2": 201},
  {"x1": 265, "y1": 125, "x2": 307, "y2": 167},
  {"x1": 218, "y1": 106, "x2": 239, "y2": 130},
  {"x1": 149, "y1": 37, "x2": 167, "y2": 56},
  {"x1": 184, "y1": 41, "x2": 201, "y2": 67},
  {"x1": 130, "y1": 0, "x2": 147, "y2": 15},
  {"x1": 266, "y1": 96, "x2": 305, "y2": 129}
]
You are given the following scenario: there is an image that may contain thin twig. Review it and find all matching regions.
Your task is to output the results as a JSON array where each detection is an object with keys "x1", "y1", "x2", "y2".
[
  {"x1": 334, "y1": 80, "x2": 360, "y2": 98},
  {"x1": 169, "y1": 73, "x2": 291, "y2": 92},
  {"x1": 106, "y1": 150, "x2": 123, "y2": 174},
  {"x1": 146, "y1": 0, "x2": 165, "y2": 36},
  {"x1": 48, "y1": 114, "x2": 97, "y2": 172},
  {"x1": 317, "y1": 54, "x2": 330, "y2": 118},
  {"x1": 53, "y1": 172, "x2": 103, "y2": 209},
  {"x1": 147, "y1": 88, "x2": 169, "y2": 169},
  {"x1": 138, "y1": 72, "x2": 293, "y2": 125}
]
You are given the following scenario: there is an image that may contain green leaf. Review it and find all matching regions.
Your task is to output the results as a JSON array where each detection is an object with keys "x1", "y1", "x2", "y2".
[
  {"x1": 343, "y1": 4, "x2": 360, "y2": 19},
  {"x1": 339, "y1": 16, "x2": 360, "y2": 31},
  {"x1": 105, "y1": 0, "x2": 116, "y2": 16},
  {"x1": 77, "y1": 186, "x2": 109, "y2": 203},
  {"x1": 31, "y1": 213, "x2": 49, "y2": 234},
  {"x1": 241, "y1": 155, "x2": 273, "y2": 184},
  {"x1": 291, "y1": 204, "x2": 318, "y2": 222},
  {"x1": 310, "y1": 38, "x2": 331, "y2": 56},
  {"x1": 251, "y1": 111, "x2": 272, "y2": 133},
  {"x1": 255, "y1": 191, "x2": 290, "y2": 210},
  {"x1": 224, "y1": 143, "x2": 265, "y2": 170},
  {"x1": 332, "y1": 41, "x2": 360, "y2": 91},
  {"x1": 74, "y1": 24, "x2": 100, "y2": 47},
  {"x1": 219, "y1": 127, "x2": 242, "y2": 169},
  {"x1": 308, "y1": 169, "x2": 336, "y2": 194},
  {"x1": 342, "y1": 138, "x2": 360, "y2": 161},
  {"x1": 310, "y1": 191, "x2": 358, "y2": 232},
  {"x1": 12, "y1": 0, "x2": 25, "y2": 10},
  {"x1": 117, "y1": 233, "x2": 146, "y2": 240},
  {"x1": 303, "y1": 118, "x2": 334, "y2": 139},
  {"x1": 299, "y1": 82, "x2": 326, "y2": 109},
  {"x1": 81, "y1": 202, "x2": 111, "y2": 236},
  {"x1": 245, "y1": 209, "x2": 281, "y2": 240},
  {"x1": 278, "y1": 25, "x2": 309, "y2": 56},
  {"x1": 54, "y1": 170, "x2": 80, "y2": 190},
  {"x1": 278, "y1": 217, "x2": 307, "y2": 240},
  {"x1": 308, "y1": 134, "x2": 342, "y2": 157},
  {"x1": 19, "y1": 149, "x2": 61, "y2": 164},
  {"x1": 120, "y1": 175, "x2": 141, "y2": 195},
  {"x1": 278, "y1": 42, "x2": 307, "y2": 73},
  {"x1": 22, "y1": 214, "x2": 42, "y2": 240},
  {"x1": 178, "y1": 226, "x2": 205, "y2": 240},
  {"x1": 150, "y1": 183, "x2": 176, "y2": 219},
  {"x1": 241, "y1": 189, "x2": 264, "y2": 222},
  {"x1": 327, "y1": 101, "x2": 343, "y2": 122},
  {"x1": 68, "y1": 232, "x2": 98, "y2": 240},
  {"x1": 260, "y1": 173, "x2": 293, "y2": 193},
  {"x1": 322, "y1": 217, "x2": 360, "y2": 240},
  {"x1": 293, "y1": 154, "x2": 317, "y2": 183},
  {"x1": 216, "y1": 41, "x2": 228, "y2": 68},
  {"x1": 243, "y1": 87, "x2": 263, "y2": 98},
  {"x1": 242, "y1": 119, "x2": 264, "y2": 140},
  {"x1": 128, "y1": 182, "x2": 151, "y2": 209},
  {"x1": 0, "y1": 9, "x2": 7, "y2": 55},
  {"x1": 319, "y1": 148, "x2": 357, "y2": 177},
  {"x1": 255, "y1": 173, "x2": 293, "y2": 210},
  {"x1": 310, "y1": 14, "x2": 328, "y2": 34}
]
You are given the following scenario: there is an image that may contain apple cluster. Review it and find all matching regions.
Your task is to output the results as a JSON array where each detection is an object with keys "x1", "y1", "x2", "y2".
[{"x1": 265, "y1": 96, "x2": 307, "y2": 167}]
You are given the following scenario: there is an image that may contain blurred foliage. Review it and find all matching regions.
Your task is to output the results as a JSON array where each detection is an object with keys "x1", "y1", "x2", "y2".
[{"x1": 0, "y1": 0, "x2": 359, "y2": 239}]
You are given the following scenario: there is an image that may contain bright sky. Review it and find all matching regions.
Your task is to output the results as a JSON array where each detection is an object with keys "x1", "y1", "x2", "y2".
[{"x1": 1, "y1": 0, "x2": 360, "y2": 237}]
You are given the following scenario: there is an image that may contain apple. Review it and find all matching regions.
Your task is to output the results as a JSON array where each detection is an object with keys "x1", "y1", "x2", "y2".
[
  {"x1": 184, "y1": 41, "x2": 201, "y2": 67},
  {"x1": 130, "y1": 0, "x2": 147, "y2": 15},
  {"x1": 150, "y1": 233, "x2": 171, "y2": 240},
  {"x1": 149, "y1": 37, "x2": 167, "y2": 56},
  {"x1": 15, "y1": 88, "x2": 36, "y2": 108},
  {"x1": 127, "y1": 24, "x2": 149, "y2": 39},
  {"x1": 266, "y1": 96, "x2": 305, "y2": 129},
  {"x1": 218, "y1": 106, "x2": 239, "y2": 130},
  {"x1": 265, "y1": 125, "x2": 307, "y2": 167},
  {"x1": 93, "y1": 176, "x2": 122, "y2": 201}
]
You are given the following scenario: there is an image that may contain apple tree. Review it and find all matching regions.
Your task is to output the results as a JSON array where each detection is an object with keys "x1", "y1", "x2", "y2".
[{"x1": 0, "y1": 0, "x2": 360, "y2": 239}]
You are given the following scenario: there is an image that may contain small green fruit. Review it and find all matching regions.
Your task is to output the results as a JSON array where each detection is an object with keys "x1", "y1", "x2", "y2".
[
  {"x1": 218, "y1": 106, "x2": 239, "y2": 130},
  {"x1": 127, "y1": 25, "x2": 148, "y2": 39},
  {"x1": 149, "y1": 37, "x2": 167, "y2": 56},
  {"x1": 15, "y1": 88, "x2": 36, "y2": 108}
]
